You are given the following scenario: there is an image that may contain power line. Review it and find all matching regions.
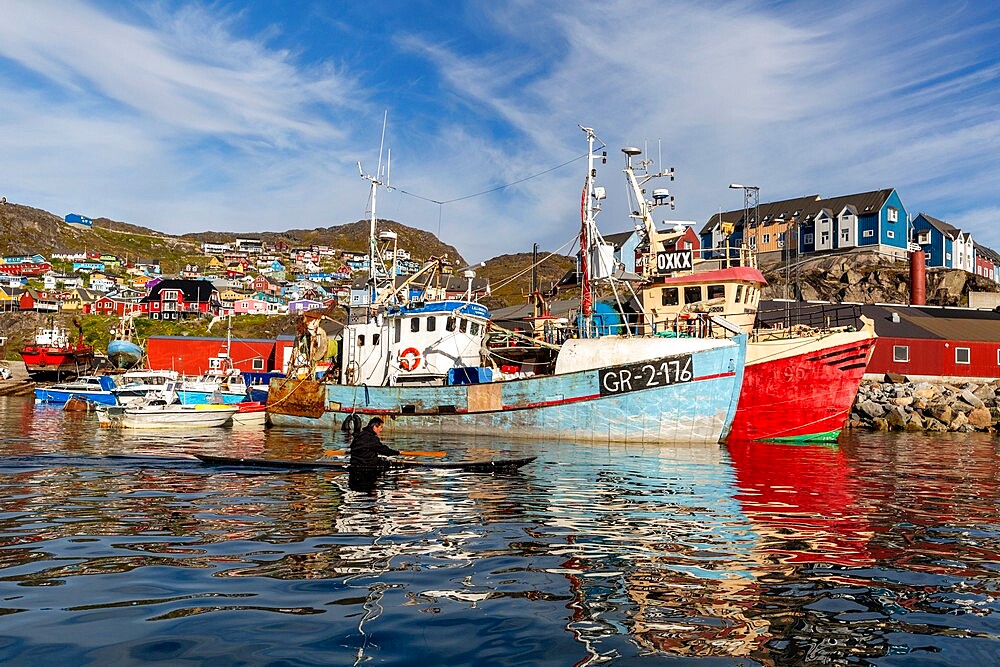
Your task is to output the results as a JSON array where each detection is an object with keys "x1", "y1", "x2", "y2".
[{"x1": 396, "y1": 150, "x2": 593, "y2": 206}]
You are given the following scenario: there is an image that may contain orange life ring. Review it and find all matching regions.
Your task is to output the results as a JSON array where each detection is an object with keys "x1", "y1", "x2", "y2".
[{"x1": 400, "y1": 347, "x2": 421, "y2": 371}]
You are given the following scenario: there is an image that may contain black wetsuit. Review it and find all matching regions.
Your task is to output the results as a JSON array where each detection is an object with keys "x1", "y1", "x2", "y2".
[{"x1": 349, "y1": 426, "x2": 399, "y2": 468}]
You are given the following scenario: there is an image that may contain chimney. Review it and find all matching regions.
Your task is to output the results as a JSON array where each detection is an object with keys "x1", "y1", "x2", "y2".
[{"x1": 910, "y1": 249, "x2": 926, "y2": 305}]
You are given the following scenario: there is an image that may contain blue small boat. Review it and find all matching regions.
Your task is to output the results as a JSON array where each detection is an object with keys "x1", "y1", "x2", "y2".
[
  {"x1": 35, "y1": 375, "x2": 118, "y2": 405},
  {"x1": 108, "y1": 339, "x2": 143, "y2": 370}
]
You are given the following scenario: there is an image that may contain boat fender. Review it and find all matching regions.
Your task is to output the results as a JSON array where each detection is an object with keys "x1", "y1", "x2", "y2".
[
  {"x1": 341, "y1": 412, "x2": 362, "y2": 435},
  {"x1": 399, "y1": 347, "x2": 421, "y2": 371}
]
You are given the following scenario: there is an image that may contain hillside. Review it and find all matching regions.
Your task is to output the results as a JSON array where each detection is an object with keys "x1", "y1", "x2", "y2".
[
  {"x1": 477, "y1": 252, "x2": 576, "y2": 310},
  {"x1": 0, "y1": 200, "x2": 465, "y2": 273}
]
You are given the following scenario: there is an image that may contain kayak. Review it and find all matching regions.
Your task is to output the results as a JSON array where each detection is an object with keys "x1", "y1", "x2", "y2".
[{"x1": 193, "y1": 453, "x2": 537, "y2": 473}]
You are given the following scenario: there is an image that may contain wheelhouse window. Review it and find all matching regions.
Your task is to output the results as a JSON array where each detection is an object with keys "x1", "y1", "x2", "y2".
[
  {"x1": 470, "y1": 322, "x2": 480, "y2": 336},
  {"x1": 661, "y1": 287, "x2": 678, "y2": 306},
  {"x1": 394, "y1": 319, "x2": 401, "y2": 343},
  {"x1": 684, "y1": 286, "x2": 702, "y2": 304},
  {"x1": 446, "y1": 317, "x2": 456, "y2": 332},
  {"x1": 410, "y1": 318, "x2": 420, "y2": 332},
  {"x1": 358, "y1": 334, "x2": 365, "y2": 346},
  {"x1": 426, "y1": 316, "x2": 436, "y2": 332},
  {"x1": 956, "y1": 347, "x2": 970, "y2": 364},
  {"x1": 735, "y1": 285, "x2": 743, "y2": 303},
  {"x1": 459, "y1": 319, "x2": 468, "y2": 333},
  {"x1": 707, "y1": 284, "x2": 726, "y2": 300},
  {"x1": 893, "y1": 345, "x2": 909, "y2": 362},
  {"x1": 372, "y1": 334, "x2": 380, "y2": 345}
]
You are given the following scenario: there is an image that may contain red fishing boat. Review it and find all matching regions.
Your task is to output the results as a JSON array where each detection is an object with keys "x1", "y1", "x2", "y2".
[
  {"x1": 19, "y1": 321, "x2": 95, "y2": 380},
  {"x1": 619, "y1": 146, "x2": 875, "y2": 441}
]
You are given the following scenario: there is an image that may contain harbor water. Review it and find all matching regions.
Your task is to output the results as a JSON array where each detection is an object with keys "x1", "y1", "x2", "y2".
[{"x1": 1, "y1": 395, "x2": 998, "y2": 665}]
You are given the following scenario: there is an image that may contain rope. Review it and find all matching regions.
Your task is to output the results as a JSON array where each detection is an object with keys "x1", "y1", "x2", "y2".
[{"x1": 489, "y1": 234, "x2": 579, "y2": 293}]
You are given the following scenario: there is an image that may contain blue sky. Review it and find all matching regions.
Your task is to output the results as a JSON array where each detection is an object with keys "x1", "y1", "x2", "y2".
[{"x1": 1, "y1": 1, "x2": 998, "y2": 263}]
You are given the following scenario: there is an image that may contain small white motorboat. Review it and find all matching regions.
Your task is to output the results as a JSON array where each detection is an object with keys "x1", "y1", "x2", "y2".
[{"x1": 96, "y1": 381, "x2": 237, "y2": 429}]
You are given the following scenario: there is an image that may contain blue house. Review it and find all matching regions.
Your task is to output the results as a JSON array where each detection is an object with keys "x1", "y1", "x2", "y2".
[
  {"x1": 65, "y1": 213, "x2": 93, "y2": 228},
  {"x1": 701, "y1": 189, "x2": 909, "y2": 263},
  {"x1": 795, "y1": 189, "x2": 907, "y2": 259},
  {"x1": 600, "y1": 230, "x2": 643, "y2": 274},
  {"x1": 911, "y1": 213, "x2": 978, "y2": 273}
]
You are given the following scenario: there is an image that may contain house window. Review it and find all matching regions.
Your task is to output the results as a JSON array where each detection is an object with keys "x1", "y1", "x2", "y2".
[
  {"x1": 887, "y1": 230, "x2": 895, "y2": 239},
  {"x1": 821, "y1": 231, "x2": 830, "y2": 244},
  {"x1": 804, "y1": 233, "x2": 814, "y2": 244},
  {"x1": 762, "y1": 234, "x2": 770, "y2": 244},
  {"x1": 956, "y1": 347, "x2": 970, "y2": 364},
  {"x1": 946, "y1": 253, "x2": 952, "y2": 260},
  {"x1": 887, "y1": 207, "x2": 898, "y2": 222},
  {"x1": 917, "y1": 230, "x2": 931, "y2": 244},
  {"x1": 661, "y1": 287, "x2": 679, "y2": 306},
  {"x1": 893, "y1": 345, "x2": 909, "y2": 362},
  {"x1": 252, "y1": 358, "x2": 265, "y2": 370},
  {"x1": 684, "y1": 286, "x2": 702, "y2": 304},
  {"x1": 863, "y1": 230, "x2": 875, "y2": 238}
]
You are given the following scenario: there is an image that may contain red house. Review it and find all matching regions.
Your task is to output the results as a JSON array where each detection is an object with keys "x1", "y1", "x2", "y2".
[
  {"x1": 86, "y1": 296, "x2": 140, "y2": 316},
  {"x1": 19, "y1": 288, "x2": 59, "y2": 312},
  {"x1": 139, "y1": 279, "x2": 221, "y2": 320}
]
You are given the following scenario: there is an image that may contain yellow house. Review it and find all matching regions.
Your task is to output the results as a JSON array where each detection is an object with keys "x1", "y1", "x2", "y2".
[
  {"x1": 206, "y1": 256, "x2": 227, "y2": 270},
  {"x1": 0, "y1": 287, "x2": 15, "y2": 311},
  {"x1": 61, "y1": 288, "x2": 100, "y2": 312},
  {"x1": 218, "y1": 288, "x2": 248, "y2": 303}
]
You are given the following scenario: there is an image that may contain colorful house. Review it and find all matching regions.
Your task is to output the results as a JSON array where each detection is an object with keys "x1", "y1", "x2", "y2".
[
  {"x1": 64, "y1": 213, "x2": 93, "y2": 228},
  {"x1": 139, "y1": 279, "x2": 221, "y2": 320}
]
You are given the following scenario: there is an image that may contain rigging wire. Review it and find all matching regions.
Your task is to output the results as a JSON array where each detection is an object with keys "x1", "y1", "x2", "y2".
[{"x1": 395, "y1": 150, "x2": 595, "y2": 206}]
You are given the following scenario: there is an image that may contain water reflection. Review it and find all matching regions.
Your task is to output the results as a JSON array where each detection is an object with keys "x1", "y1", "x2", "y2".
[{"x1": 1, "y1": 396, "x2": 999, "y2": 664}]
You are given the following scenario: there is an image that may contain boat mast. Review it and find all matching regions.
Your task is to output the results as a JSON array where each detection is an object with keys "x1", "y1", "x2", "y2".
[
  {"x1": 622, "y1": 146, "x2": 674, "y2": 279},
  {"x1": 579, "y1": 126, "x2": 605, "y2": 334},
  {"x1": 359, "y1": 111, "x2": 391, "y2": 306}
]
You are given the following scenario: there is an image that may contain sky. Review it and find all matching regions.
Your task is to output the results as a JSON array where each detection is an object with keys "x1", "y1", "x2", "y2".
[{"x1": 0, "y1": 1, "x2": 998, "y2": 264}]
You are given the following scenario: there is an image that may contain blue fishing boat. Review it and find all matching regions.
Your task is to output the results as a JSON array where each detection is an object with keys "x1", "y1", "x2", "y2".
[
  {"x1": 267, "y1": 125, "x2": 747, "y2": 443},
  {"x1": 35, "y1": 375, "x2": 118, "y2": 405}
]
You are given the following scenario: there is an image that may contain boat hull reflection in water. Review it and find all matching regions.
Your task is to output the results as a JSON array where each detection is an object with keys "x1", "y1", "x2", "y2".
[{"x1": 1, "y1": 396, "x2": 998, "y2": 664}]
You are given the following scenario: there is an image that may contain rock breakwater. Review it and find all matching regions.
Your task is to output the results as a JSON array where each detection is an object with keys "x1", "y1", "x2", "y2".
[{"x1": 850, "y1": 377, "x2": 1000, "y2": 433}]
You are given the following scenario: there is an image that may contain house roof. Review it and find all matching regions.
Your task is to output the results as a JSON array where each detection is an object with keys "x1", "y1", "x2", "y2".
[
  {"x1": 142, "y1": 278, "x2": 217, "y2": 303},
  {"x1": 601, "y1": 231, "x2": 637, "y2": 247},
  {"x1": 700, "y1": 190, "x2": 895, "y2": 234},
  {"x1": 916, "y1": 213, "x2": 959, "y2": 239},
  {"x1": 759, "y1": 299, "x2": 1000, "y2": 342}
]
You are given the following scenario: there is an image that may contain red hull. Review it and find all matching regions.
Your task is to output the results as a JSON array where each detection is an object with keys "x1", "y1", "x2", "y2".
[
  {"x1": 728, "y1": 337, "x2": 875, "y2": 442},
  {"x1": 19, "y1": 345, "x2": 95, "y2": 379}
]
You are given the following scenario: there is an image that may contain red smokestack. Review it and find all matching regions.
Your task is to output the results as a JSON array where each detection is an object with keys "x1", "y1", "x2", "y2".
[{"x1": 910, "y1": 249, "x2": 926, "y2": 305}]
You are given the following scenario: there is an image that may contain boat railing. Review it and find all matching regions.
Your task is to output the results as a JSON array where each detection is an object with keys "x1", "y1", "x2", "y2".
[{"x1": 753, "y1": 302, "x2": 864, "y2": 336}]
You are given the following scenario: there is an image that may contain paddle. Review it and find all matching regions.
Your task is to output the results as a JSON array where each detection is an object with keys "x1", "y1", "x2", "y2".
[{"x1": 324, "y1": 449, "x2": 447, "y2": 457}]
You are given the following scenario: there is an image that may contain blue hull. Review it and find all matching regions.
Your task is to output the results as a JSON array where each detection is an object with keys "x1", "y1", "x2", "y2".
[
  {"x1": 34, "y1": 389, "x2": 118, "y2": 405},
  {"x1": 107, "y1": 340, "x2": 143, "y2": 369},
  {"x1": 175, "y1": 390, "x2": 247, "y2": 405},
  {"x1": 269, "y1": 335, "x2": 747, "y2": 444}
]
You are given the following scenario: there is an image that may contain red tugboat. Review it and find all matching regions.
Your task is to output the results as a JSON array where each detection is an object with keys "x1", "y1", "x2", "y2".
[{"x1": 19, "y1": 319, "x2": 95, "y2": 380}]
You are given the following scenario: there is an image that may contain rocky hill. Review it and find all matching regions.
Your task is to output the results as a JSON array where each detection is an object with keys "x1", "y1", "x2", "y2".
[
  {"x1": 477, "y1": 252, "x2": 577, "y2": 310},
  {"x1": 760, "y1": 250, "x2": 999, "y2": 306}
]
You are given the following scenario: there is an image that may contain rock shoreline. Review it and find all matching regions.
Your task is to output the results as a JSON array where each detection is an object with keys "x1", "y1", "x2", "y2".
[{"x1": 850, "y1": 377, "x2": 1000, "y2": 433}]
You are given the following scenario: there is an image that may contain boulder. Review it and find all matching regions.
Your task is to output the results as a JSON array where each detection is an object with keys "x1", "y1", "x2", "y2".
[
  {"x1": 959, "y1": 389, "x2": 985, "y2": 409},
  {"x1": 927, "y1": 404, "x2": 954, "y2": 424},
  {"x1": 967, "y1": 407, "x2": 993, "y2": 430},
  {"x1": 924, "y1": 417, "x2": 949, "y2": 432},
  {"x1": 904, "y1": 412, "x2": 924, "y2": 431},
  {"x1": 873, "y1": 417, "x2": 890, "y2": 432},
  {"x1": 892, "y1": 396, "x2": 914, "y2": 407},
  {"x1": 949, "y1": 411, "x2": 969, "y2": 431},
  {"x1": 884, "y1": 373, "x2": 908, "y2": 384},
  {"x1": 886, "y1": 406, "x2": 908, "y2": 430},
  {"x1": 857, "y1": 400, "x2": 885, "y2": 419},
  {"x1": 912, "y1": 384, "x2": 939, "y2": 400}
]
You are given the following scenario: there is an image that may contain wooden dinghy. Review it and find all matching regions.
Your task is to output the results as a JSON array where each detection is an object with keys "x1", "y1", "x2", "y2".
[{"x1": 193, "y1": 453, "x2": 537, "y2": 473}]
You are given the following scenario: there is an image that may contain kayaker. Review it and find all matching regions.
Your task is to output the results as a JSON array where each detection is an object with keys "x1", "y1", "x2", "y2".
[{"x1": 349, "y1": 416, "x2": 399, "y2": 468}]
